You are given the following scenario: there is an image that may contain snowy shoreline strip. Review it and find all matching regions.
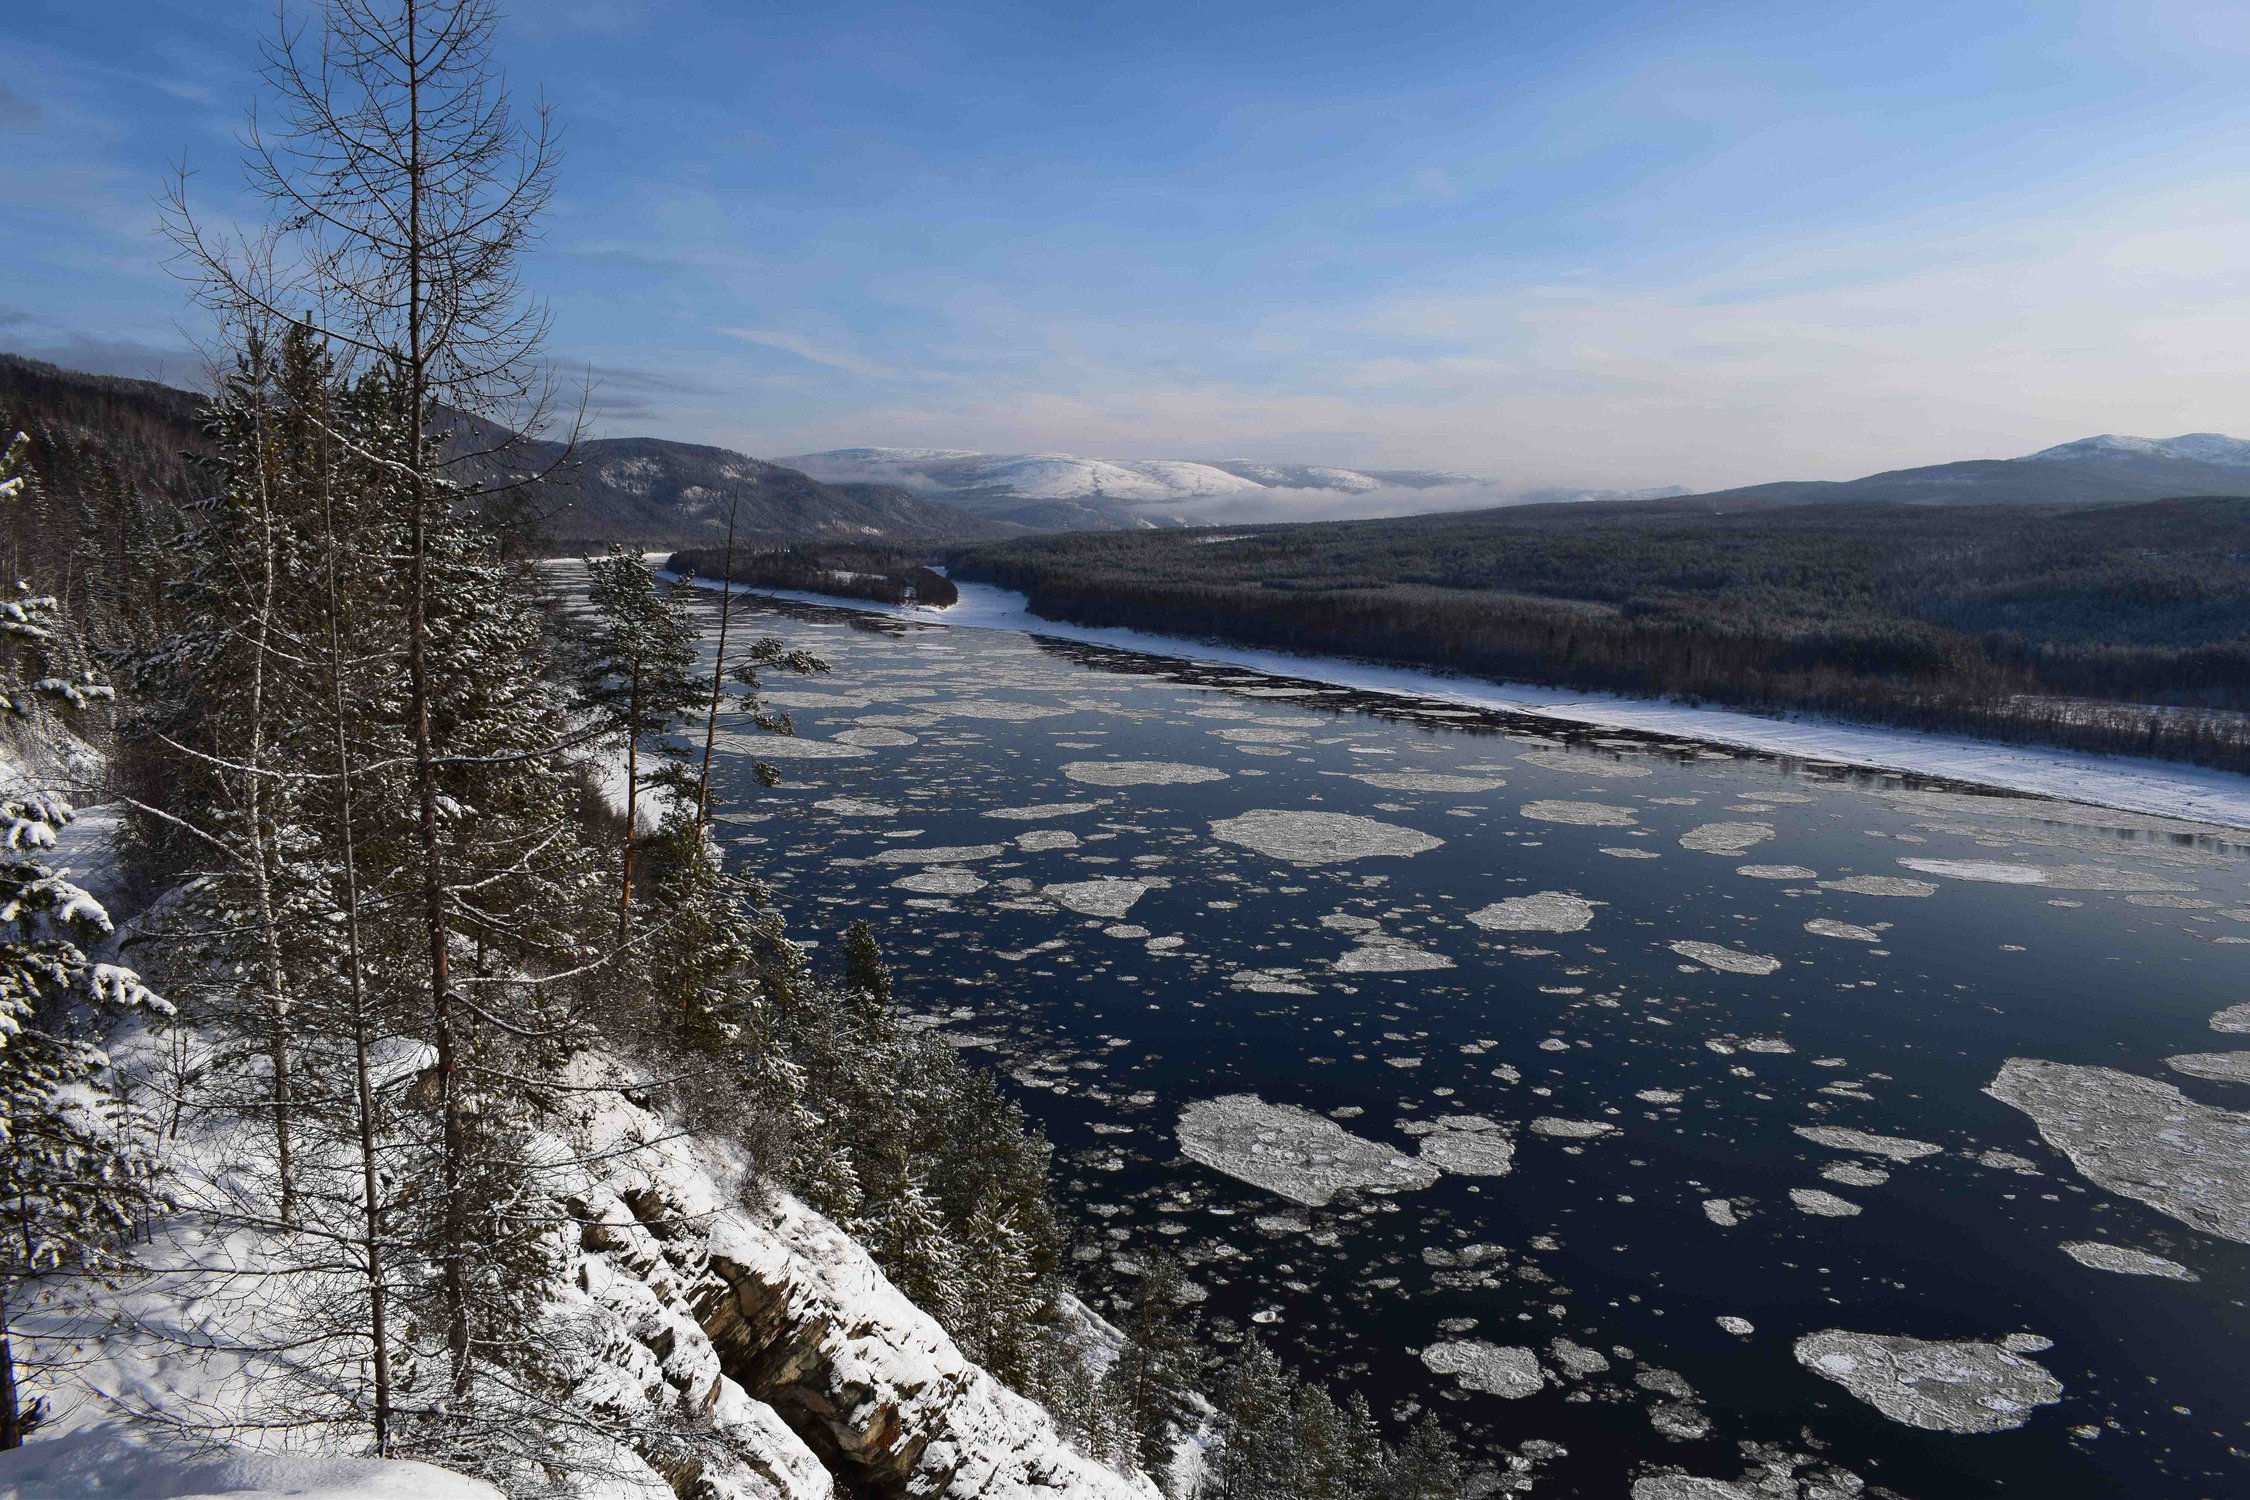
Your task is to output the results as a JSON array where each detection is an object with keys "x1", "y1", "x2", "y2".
[{"x1": 657, "y1": 570, "x2": 2250, "y2": 831}]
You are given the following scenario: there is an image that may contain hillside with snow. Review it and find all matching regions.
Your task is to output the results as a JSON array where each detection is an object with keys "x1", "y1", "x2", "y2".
[
  {"x1": 778, "y1": 448, "x2": 1512, "y2": 529},
  {"x1": 1686, "y1": 429, "x2": 2250, "y2": 509}
]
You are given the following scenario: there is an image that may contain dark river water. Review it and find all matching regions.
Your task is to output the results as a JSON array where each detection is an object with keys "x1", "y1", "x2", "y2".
[{"x1": 683, "y1": 590, "x2": 2250, "y2": 1499}]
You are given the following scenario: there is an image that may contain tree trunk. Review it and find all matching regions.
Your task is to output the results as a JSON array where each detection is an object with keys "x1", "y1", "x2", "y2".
[
  {"x1": 696, "y1": 499, "x2": 738, "y2": 833},
  {"x1": 399, "y1": 0, "x2": 472, "y2": 1398},
  {"x1": 0, "y1": 1286, "x2": 21, "y2": 1451},
  {"x1": 619, "y1": 658, "x2": 641, "y2": 944},
  {"x1": 323, "y1": 476, "x2": 393, "y2": 1455}
]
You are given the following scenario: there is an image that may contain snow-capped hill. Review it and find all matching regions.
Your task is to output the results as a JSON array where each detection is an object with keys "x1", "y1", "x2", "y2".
[
  {"x1": 777, "y1": 448, "x2": 1515, "y2": 529},
  {"x1": 2019, "y1": 432, "x2": 2250, "y2": 467},
  {"x1": 1202, "y1": 460, "x2": 1384, "y2": 493}
]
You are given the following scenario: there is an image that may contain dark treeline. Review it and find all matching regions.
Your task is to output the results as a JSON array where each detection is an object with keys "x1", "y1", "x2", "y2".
[
  {"x1": 953, "y1": 495, "x2": 2250, "y2": 771},
  {"x1": 671, "y1": 541, "x2": 960, "y2": 606}
]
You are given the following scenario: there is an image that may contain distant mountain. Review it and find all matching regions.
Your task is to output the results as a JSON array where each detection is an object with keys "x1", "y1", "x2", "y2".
[
  {"x1": 779, "y1": 447, "x2": 1511, "y2": 529},
  {"x1": 1687, "y1": 432, "x2": 2250, "y2": 509},
  {"x1": 481, "y1": 434, "x2": 1017, "y2": 547},
  {"x1": 0, "y1": 353, "x2": 1011, "y2": 548}
]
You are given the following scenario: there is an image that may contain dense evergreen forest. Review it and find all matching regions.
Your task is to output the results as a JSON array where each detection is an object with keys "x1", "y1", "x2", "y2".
[
  {"x1": 953, "y1": 496, "x2": 2250, "y2": 770},
  {"x1": 669, "y1": 541, "x2": 961, "y2": 606}
]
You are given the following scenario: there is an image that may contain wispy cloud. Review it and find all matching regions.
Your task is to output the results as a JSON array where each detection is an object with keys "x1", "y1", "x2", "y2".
[{"x1": 718, "y1": 327, "x2": 898, "y2": 381}]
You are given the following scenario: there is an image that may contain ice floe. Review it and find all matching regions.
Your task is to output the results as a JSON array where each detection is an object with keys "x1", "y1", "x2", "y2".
[
  {"x1": 1013, "y1": 828, "x2": 1081, "y2": 852},
  {"x1": 1738, "y1": 864, "x2": 1818, "y2": 880},
  {"x1": 1789, "y1": 1188, "x2": 1862, "y2": 1217},
  {"x1": 1897, "y1": 857, "x2": 2194, "y2": 893},
  {"x1": 1987, "y1": 1058, "x2": 2250, "y2": 1244},
  {"x1": 983, "y1": 801, "x2": 1106, "y2": 820},
  {"x1": 1895, "y1": 858, "x2": 2049, "y2": 884},
  {"x1": 2213, "y1": 1003, "x2": 2250, "y2": 1033},
  {"x1": 1679, "y1": 822, "x2": 1775, "y2": 855},
  {"x1": 1669, "y1": 941, "x2": 1782, "y2": 976},
  {"x1": 723, "y1": 734, "x2": 870, "y2": 760},
  {"x1": 944, "y1": 698, "x2": 1073, "y2": 721},
  {"x1": 2165, "y1": 1052, "x2": 2250, "y2": 1084},
  {"x1": 1350, "y1": 771, "x2": 1507, "y2": 792},
  {"x1": 1530, "y1": 1117, "x2": 1617, "y2": 1140},
  {"x1": 1818, "y1": 875, "x2": 1937, "y2": 897},
  {"x1": 815, "y1": 796, "x2": 898, "y2": 817},
  {"x1": 891, "y1": 867, "x2": 986, "y2": 896},
  {"x1": 870, "y1": 843, "x2": 1008, "y2": 864},
  {"x1": 1792, "y1": 1331, "x2": 2063, "y2": 1433},
  {"x1": 1332, "y1": 937, "x2": 1456, "y2": 973},
  {"x1": 1062, "y1": 761, "x2": 1228, "y2": 787},
  {"x1": 1209, "y1": 809, "x2": 1444, "y2": 865},
  {"x1": 833, "y1": 726, "x2": 918, "y2": 748},
  {"x1": 1469, "y1": 892, "x2": 1597, "y2": 934},
  {"x1": 1042, "y1": 879, "x2": 1150, "y2": 919},
  {"x1": 1419, "y1": 1341, "x2": 1544, "y2": 1398},
  {"x1": 2059, "y1": 1240, "x2": 2198, "y2": 1280},
  {"x1": 1794, "y1": 1126, "x2": 1941, "y2": 1162},
  {"x1": 1176, "y1": 1094, "x2": 1439, "y2": 1205},
  {"x1": 1716, "y1": 1316, "x2": 1755, "y2": 1337},
  {"x1": 1521, "y1": 800, "x2": 1638, "y2": 827},
  {"x1": 1804, "y1": 917, "x2": 1882, "y2": 942},
  {"x1": 1518, "y1": 749, "x2": 1652, "y2": 778},
  {"x1": 1414, "y1": 1116, "x2": 1517, "y2": 1175}
]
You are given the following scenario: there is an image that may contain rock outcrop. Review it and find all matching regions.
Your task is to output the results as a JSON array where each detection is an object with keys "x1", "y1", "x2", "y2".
[{"x1": 561, "y1": 1061, "x2": 1152, "y2": 1500}]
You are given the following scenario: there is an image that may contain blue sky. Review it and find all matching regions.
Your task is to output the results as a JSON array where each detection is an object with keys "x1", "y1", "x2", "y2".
[{"x1": 8, "y1": 0, "x2": 2250, "y2": 490}]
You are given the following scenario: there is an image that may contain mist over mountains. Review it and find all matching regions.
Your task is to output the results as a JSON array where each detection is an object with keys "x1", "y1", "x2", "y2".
[{"x1": 776, "y1": 447, "x2": 1527, "y2": 529}]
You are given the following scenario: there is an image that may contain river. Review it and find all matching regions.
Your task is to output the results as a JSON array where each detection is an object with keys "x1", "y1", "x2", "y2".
[{"x1": 678, "y1": 584, "x2": 2250, "y2": 1498}]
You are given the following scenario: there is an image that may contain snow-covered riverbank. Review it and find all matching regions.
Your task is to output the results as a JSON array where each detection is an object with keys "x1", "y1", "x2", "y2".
[{"x1": 665, "y1": 571, "x2": 2250, "y2": 831}]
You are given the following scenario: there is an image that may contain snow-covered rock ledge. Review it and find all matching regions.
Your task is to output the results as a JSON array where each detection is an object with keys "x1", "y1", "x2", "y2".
[
  {"x1": 563, "y1": 1055, "x2": 1152, "y2": 1500},
  {"x1": 662, "y1": 572, "x2": 2250, "y2": 832},
  {"x1": 8, "y1": 1030, "x2": 1145, "y2": 1500}
]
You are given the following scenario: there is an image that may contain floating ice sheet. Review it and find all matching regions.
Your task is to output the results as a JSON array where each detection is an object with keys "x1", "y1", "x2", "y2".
[
  {"x1": 1333, "y1": 938, "x2": 1455, "y2": 973},
  {"x1": 1469, "y1": 892, "x2": 1597, "y2": 934},
  {"x1": 1518, "y1": 749, "x2": 1651, "y2": 778},
  {"x1": 815, "y1": 796, "x2": 898, "y2": 817},
  {"x1": 1794, "y1": 1126, "x2": 1941, "y2": 1162},
  {"x1": 1521, "y1": 800, "x2": 1638, "y2": 827},
  {"x1": 983, "y1": 801, "x2": 1106, "y2": 820},
  {"x1": 1420, "y1": 1340, "x2": 1543, "y2": 1398},
  {"x1": 2059, "y1": 1240, "x2": 2197, "y2": 1280},
  {"x1": 1209, "y1": 809, "x2": 1444, "y2": 865},
  {"x1": 1043, "y1": 879, "x2": 1150, "y2": 919},
  {"x1": 870, "y1": 843, "x2": 1007, "y2": 865},
  {"x1": 1679, "y1": 822, "x2": 1775, "y2": 855},
  {"x1": 891, "y1": 867, "x2": 985, "y2": 896},
  {"x1": 1804, "y1": 917, "x2": 1881, "y2": 942},
  {"x1": 2165, "y1": 1052, "x2": 2250, "y2": 1084},
  {"x1": 1792, "y1": 1331, "x2": 2062, "y2": 1433},
  {"x1": 1987, "y1": 1058, "x2": 2250, "y2": 1244},
  {"x1": 1351, "y1": 772, "x2": 1507, "y2": 792},
  {"x1": 1818, "y1": 875, "x2": 1937, "y2": 897},
  {"x1": 1176, "y1": 1094, "x2": 1439, "y2": 1206},
  {"x1": 1063, "y1": 761, "x2": 1228, "y2": 787},
  {"x1": 1415, "y1": 1116, "x2": 1516, "y2": 1175},
  {"x1": 1669, "y1": 941, "x2": 1782, "y2": 976},
  {"x1": 1789, "y1": 1188, "x2": 1862, "y2": 1217}
]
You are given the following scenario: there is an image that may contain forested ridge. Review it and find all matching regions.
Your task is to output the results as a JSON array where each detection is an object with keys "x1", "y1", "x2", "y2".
[
  {"x1": 669, "y1": 541, "x2": 962, "y2": 607},
  {"x1": 952, "y1": 496, "x2": 2250, "y2": 770}
]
